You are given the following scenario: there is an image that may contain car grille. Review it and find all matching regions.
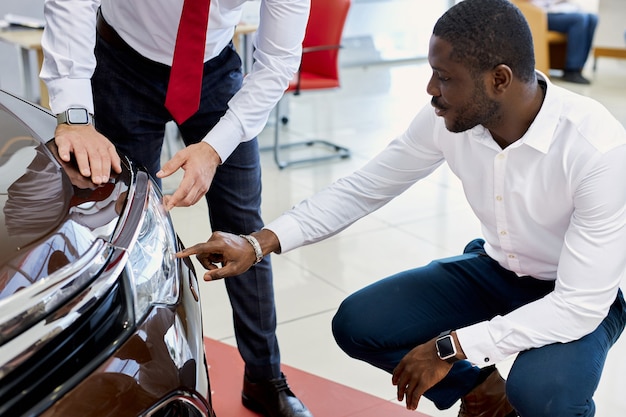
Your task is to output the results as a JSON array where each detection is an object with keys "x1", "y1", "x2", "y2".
[{"x1": 0, "y1": 277, "x2": 133, "y2": 417}]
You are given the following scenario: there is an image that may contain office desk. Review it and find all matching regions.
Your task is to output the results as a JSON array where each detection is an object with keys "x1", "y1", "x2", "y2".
[
  {"x1": 0, "y1": 24, "x2": 257, "y2": 108},
  {"x1": 593, "y1": 46, "x2": 626, "y2": 71},
  {"x1": 0, "y1": 28, "x2": 47, "y2": 106}
]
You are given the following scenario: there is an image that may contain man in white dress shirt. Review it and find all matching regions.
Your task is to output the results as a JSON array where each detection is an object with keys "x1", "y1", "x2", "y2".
[
  {"x1": 177, "y1": 0, "x2": 626, "y2": 415},
  {"x1": 40, "y1": 1, "x2": 313, "y2": 416}
]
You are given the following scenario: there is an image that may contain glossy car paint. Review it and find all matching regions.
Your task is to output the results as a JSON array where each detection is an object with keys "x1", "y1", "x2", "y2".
[{"x1": 0, "y1": 90, "x2": 215, "y2": 417}]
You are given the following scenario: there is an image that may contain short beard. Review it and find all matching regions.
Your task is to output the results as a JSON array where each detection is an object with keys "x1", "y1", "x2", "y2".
[{"x1": 448, "y1": 80, "x2": 501, "y2": 133}]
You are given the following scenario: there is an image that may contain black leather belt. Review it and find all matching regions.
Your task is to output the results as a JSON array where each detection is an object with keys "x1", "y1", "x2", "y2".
[{"x1": 96, "y1": 10, "x2": 133, "y2": 54}]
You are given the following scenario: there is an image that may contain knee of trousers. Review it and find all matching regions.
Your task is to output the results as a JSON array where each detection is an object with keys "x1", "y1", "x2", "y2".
[
  {"x1": 506, "y1": 370, "x2": 594, "y2": 417},
  {"x1": 331, "y1": 299, "x2": 365, "y2": 358}
]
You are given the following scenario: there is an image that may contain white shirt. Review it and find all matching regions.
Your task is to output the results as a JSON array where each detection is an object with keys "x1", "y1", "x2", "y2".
[
  {"x1": 40, "y1": 0, "x2": 310, "y2": 161},
  {"x1": 266, "y1": 73, "x2": 626, "y2": 366}
]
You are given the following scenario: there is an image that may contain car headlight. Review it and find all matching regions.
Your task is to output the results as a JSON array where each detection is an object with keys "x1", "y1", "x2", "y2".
[{"x1": 126, "y1": 181, "x2": 179, "y2": 321}]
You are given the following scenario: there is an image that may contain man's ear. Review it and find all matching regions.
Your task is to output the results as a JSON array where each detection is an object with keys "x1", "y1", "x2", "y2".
[{"x1": 491, "y1": 64, "x2": 513, "y2": 94}]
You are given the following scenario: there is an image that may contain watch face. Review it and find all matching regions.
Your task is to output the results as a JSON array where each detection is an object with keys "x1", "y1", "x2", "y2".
[
  {"x1": 67, "y1": 108, "x2": 90, "y2": 124},
  {"x1": 436, "y1": 334, "x2": 456, "y2": 359}
]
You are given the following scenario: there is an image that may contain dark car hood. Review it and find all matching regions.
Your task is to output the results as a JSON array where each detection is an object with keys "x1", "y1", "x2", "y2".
[{"x1": 0, "y1": 91, "x2": 131, "y2": 302}]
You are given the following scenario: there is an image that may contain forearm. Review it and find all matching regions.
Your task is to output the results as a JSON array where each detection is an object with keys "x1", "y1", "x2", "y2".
[
  {"x1": 204, "y1": 0, "x2": 310, "y2": 162},
  {"x1": 41, "y1": 0, "x2": 100, "y2": 113}
]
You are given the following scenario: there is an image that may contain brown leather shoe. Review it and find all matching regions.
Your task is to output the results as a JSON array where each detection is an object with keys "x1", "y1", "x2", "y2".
[{"x1": 458, "y1": 368, "x2": 517, "y2": 417}]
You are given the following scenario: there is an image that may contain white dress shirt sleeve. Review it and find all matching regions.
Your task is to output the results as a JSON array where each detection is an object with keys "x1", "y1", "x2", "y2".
[
  {"x1": 203, "y1": 0, "x2": 310, "y2": 161},
  {"x1": 457, "y1": 139, "x2": 626, "y2": 367},
  {"x1": 40, "y1": 0, "x2": 100, "y2": 114},
  {"x1": 266, "y1": 104, "x2": 446, "y2": 252}
]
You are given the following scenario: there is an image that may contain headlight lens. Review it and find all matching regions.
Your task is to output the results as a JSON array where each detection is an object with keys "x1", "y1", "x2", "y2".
[{"x1": 127, "y1": 181, "x2": 179, "y2": 321}]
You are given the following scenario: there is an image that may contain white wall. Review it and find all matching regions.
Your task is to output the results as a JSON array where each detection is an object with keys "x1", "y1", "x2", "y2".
[{"x1": 595, "y1": 0, "x2": 626, "y2": 47}]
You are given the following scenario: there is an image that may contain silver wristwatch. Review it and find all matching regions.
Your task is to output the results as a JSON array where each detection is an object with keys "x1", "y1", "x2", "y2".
[{"x1": 56, "y1": 107, "x2": 93, "y2": 125}]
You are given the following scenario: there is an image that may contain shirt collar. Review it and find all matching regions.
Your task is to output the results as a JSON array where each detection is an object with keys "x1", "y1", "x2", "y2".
[
  {"x1": 517, "y1": 71, "x2": 562, "y2": 154},
  {"x1": 468, "y1": 71, "x2": 563, "y2": 154}
]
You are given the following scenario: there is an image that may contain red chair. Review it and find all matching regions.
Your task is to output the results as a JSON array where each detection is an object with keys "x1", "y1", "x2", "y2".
[{"x1": 269, "y1": 0, "x2": 351, "y2": 169}]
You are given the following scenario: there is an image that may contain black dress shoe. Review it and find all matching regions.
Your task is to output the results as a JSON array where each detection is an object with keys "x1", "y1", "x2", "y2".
[
  {"x1": 561, "y1": 70, "x2": 591, "y2": 85},
  {"x1": 242, "y1": 373, "x2": 313, "y2": 417}
]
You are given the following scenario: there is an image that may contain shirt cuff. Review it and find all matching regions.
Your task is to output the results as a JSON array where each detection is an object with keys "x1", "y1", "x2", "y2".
[
  {"x1": 45, "y1": 78, "x2": 94, "y2": 115},
  {"x1": 455, "y1": 322, "x2": 510, "y2": 368},
  {"x1": 202, "y1": 111, "x2": 246, "y2": 163},
  {"x1": 264, "y1": 214, "x2": 305, "y2": 254}
]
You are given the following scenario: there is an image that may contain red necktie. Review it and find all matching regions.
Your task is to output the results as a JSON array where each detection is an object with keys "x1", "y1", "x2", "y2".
[{"x1": 165, "y1": 0, "x2": 211, "y2": 124}]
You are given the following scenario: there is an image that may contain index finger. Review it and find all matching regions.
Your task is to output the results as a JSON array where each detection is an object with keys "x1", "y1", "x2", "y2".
[
  {"x1": 157, "y1": 150, "x2": 184, "y2": 179},
  {"x1": 56, "y1": 140, "x2": 73, "y2": 164},
  {"x1": 176, "y1": 242, "x2": 211, "y2": 258},
  {"x1": 393, "y1": 374, "x2": 409, "y2": 402},
  {"x1": 163, "y1": 187, "x2": 193, "y2": 210}
]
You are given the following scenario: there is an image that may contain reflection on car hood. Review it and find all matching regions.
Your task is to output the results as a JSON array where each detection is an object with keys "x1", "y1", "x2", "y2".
[{"x1": 0, "y1": 119, "x2": 131, "y2": 305}]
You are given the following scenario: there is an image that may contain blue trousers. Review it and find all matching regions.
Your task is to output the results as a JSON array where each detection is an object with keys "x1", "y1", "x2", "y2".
[
  {"x1": 548, "y1": 12, "x2": 598, "y2": 71},
  {"x1": 92, "y1": 31, "x2": 281, "y2": 381},
  {"x1": 332, "y1": 239, "x2": 626, "y2": 416}
]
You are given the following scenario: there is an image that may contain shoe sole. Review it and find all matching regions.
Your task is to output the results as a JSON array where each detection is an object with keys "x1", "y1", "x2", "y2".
[{"x1": 242, "y1": 393, "x2": 270, "y2": 417}]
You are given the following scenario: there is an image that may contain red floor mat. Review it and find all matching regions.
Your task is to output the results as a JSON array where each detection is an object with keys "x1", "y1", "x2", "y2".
[{"x1": 204, "y1": 337, "x2": 431, "y2": 417}]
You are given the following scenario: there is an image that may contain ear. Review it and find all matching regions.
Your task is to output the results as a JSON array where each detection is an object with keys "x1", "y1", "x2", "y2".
[{"x1": 490, "y1": 64, "x2": 513, "y2": 95}]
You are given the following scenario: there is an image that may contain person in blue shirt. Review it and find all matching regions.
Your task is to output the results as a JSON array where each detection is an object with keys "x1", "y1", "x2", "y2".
[{"x1": 531, "y1": 0, "x2": 598, "y2": 84}]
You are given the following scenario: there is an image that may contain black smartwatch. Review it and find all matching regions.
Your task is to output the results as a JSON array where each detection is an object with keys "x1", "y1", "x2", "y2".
[
  {"x1": 56, "y1": 107, "x2": 93, "y2": 125},
  {"x1": 436, "y1": 330, "x2": 460, "y2": 363}
]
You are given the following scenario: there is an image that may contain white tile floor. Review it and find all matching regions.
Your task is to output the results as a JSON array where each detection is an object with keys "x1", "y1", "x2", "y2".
[{"x1": 167, "y1": 55, "x2": 626, "y2": 416}]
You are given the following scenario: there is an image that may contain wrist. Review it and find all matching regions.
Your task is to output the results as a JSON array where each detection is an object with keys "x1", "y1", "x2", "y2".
[
  {"x1": 56, "y1": 107, "x2": 93, "y2": 126},
  {"x1": 450, "y1": 331, "x2": 466, "y2": 360},
  {"x1": 239, "y1": 234, "x2": 263, "y2": 264},
  {"x1": 238, "y1": 229, "x2": 282, "y2": 265},
  {"x1": 251, "y1": 229, "x2": 282, "y2": 256}
]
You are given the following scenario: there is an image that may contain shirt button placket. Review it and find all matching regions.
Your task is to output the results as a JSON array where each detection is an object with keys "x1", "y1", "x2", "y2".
[{"x1": 493, "y1": 151, "x2": 516, "y2": 269}]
